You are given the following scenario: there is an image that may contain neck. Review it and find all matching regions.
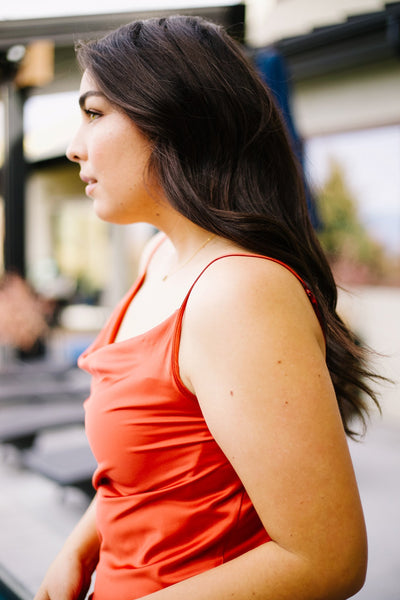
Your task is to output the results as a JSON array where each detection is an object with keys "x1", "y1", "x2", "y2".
[
  {"x1": 160, "y1": 215, "x2": 216, "y2": 263},
  {"x1": 162, "y1": 231, "x2": 216, "y2": 281}
]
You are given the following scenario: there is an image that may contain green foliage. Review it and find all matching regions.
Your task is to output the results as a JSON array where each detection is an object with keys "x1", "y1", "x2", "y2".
[{"x1": 316, "y1": 159, "x2": 388, "y2": 282}]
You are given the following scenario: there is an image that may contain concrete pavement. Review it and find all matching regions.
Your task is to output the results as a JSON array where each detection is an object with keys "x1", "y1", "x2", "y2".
[{"x1": 349, "y1": 417, "x2": 400, "y2": 600}]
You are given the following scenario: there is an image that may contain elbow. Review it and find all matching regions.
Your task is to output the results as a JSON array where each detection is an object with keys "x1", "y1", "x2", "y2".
[
  {"x1": 339, "y1": 528, "x2": 368, "y2": 598},
  {"x1": 337, "y1": 553, "x2": 367, "y2": 599},
  {"x1": 308, "y1": 560, "x2": 367, "y2": 600},
  {"x1": 298, "y1": 524, "x2": 368, "y2": 600},
  {"x1": 315, "y1": 536, "x2": 368, "y2": 599},
  {"x1": 346, "y1": 548, "x2": 368, "y2": 597}
]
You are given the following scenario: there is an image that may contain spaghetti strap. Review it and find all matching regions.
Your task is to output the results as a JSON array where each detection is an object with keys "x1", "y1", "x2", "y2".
[
  {"x1": 180, "y1": 253, "x2": 325, "y2": 337},
  {"x1": 171, "y1": 252, "x2": 326, "y2": 397}
]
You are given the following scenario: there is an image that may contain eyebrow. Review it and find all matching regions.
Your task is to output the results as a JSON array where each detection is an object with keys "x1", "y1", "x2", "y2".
[{"x1": 79, "y1": 91, "x2": 105, "y2": 109}]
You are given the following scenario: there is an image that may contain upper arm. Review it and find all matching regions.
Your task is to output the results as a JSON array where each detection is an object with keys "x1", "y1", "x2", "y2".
[{"x1": 179, "y1": 257, "x2": 366, "y2": 570}]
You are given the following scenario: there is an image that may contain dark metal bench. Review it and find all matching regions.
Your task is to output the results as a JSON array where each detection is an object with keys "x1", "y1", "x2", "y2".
[
  {"x1": 0, "y1": 364, "x2": 90, "y2": 406},
  {"x1": 0, "y1": 402, "x2": 85, "y2": 450},
  {"x1": 23, "y1": 444, "x2": 97, "y2": 497}
]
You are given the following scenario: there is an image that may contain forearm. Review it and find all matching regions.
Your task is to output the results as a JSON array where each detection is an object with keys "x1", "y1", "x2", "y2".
[
  {"x1": 140, "y1": 540, "x2": 364, "y2": 600},
  {"x1": 34, "y1": 497, "x2": 100, "y2": 600},
  {"x1": 61, "y1": 495, "x2": 100, "y2": 572}
]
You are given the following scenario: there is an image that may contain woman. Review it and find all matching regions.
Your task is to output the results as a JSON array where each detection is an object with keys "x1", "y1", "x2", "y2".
[{"x1": 35, "y1": 15, "x2": 379, "y2": 600}]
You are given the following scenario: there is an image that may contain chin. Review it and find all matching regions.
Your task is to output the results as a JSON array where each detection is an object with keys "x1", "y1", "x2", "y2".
[
  {"x1": 93, "y1": 206, "x2": 137, "y2": 226},
  {"x1": 93, "y1": 203, "x2": 120, "y2": 224}
]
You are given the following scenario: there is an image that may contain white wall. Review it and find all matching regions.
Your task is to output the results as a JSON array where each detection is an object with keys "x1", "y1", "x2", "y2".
[
  {"x1": 293, "y1": 60, "x2": 400, "y2": 138},
  {"x1": 246, "y1": 0, "x2": 388, "y2": 47}
]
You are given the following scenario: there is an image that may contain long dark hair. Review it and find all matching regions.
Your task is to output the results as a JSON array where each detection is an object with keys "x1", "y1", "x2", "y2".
[{"x1": 76, "y1": 15, "x2": 381, "y2": 437}]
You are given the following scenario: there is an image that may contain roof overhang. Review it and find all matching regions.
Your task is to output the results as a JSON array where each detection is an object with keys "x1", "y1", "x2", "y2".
[
  {"x1": 275, "y1": 1, "x2": 400, "y2": 80},
  {"x1": 0, "y1": 3, "x2": 245, "y2": 50}
]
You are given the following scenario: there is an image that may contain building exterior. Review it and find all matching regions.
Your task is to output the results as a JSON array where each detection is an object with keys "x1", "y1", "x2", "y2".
[{"x1": 249, "y1": 1, "x2": 400, "y2": 262}]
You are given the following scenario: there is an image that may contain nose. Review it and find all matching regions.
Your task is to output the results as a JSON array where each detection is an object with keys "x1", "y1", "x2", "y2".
[{"x1": 66, "y1": 127, "x2": 86, "y2": 163}]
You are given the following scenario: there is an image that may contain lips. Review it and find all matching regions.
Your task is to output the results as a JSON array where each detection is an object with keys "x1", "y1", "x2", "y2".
[{"x1": 80, "y1": 173, "x2": 98, "y2": 197}]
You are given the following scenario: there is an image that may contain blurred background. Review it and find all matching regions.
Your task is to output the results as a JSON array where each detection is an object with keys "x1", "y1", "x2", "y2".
[{"x1": 0, "y1": 1, "x2": 399, "y2": 599}]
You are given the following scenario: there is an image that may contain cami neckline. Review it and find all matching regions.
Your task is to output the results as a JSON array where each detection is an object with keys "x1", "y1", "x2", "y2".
[
  {"x1": 108, "y1": 269, "x2": 182, "y2": 347},
  {"x1": 107, "y1": 250, "x2": 325, "y2": 348}
]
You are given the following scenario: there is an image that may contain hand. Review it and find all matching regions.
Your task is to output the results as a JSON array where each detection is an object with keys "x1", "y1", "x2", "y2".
[{"x1": 34, "y1": 549, "x2": 94, "y2": 600}]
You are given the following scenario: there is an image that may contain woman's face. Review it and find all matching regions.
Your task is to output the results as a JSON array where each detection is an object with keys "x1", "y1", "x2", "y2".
[{"x1": 66, "y1": 71, "x2": 163, "y2": 225}]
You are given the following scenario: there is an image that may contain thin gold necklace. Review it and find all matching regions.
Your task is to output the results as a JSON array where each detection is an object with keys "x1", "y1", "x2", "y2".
[{"x1": 162, "y1": 235, "x2": 215, "y2": 281}]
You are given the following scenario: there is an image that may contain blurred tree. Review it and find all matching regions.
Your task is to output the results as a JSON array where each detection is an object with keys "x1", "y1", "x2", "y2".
[{"x1": 316, "y1": 160, "x2": 390, "y2": 284}]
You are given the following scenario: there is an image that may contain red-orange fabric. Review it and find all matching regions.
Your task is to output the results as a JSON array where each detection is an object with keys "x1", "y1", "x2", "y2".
[{"x1": 79, "y1": 254, "x2": 320, "y2": 600}]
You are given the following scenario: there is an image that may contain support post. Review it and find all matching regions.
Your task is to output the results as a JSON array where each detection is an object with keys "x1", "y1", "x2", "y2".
[{"x1": 2, "y1": 82, "x2": 26, "y2": 276}]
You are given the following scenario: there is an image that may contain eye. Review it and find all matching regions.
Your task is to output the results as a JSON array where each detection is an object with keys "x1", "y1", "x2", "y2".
[{"x1": 84, "y1": 109, "x2": 102, "y2": 121}]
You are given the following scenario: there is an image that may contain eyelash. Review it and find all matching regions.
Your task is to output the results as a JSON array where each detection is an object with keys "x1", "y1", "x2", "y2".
[{"x1": 84, "y1": 109, "x2": 101, "y2": 121}]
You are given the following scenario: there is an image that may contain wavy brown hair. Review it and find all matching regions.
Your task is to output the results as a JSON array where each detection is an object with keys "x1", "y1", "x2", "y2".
[{"x1": 76, "y1": 15, "x2": 381, "y2": 437}]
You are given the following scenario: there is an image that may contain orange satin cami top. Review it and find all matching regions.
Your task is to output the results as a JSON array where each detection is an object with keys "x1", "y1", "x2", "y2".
[{"x1": 78, "y1": 251, "x2": 322, "y2": 600}]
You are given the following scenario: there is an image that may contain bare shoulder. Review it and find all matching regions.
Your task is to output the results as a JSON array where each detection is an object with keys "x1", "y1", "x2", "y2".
[{"x1": 184, "y1": 254, "x2": 325, "y2": 351}]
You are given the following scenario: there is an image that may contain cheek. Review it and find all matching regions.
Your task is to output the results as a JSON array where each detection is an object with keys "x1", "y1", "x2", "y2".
[
  {"x1": 123, "y1": 153, "x2": 150, "y2": 187},
  {"x1": 89, "y1": 140, "x2": 108, "y2": 166},
  {"x1": 92, "y1": 127, "x2": 120, "y2": 162}
]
